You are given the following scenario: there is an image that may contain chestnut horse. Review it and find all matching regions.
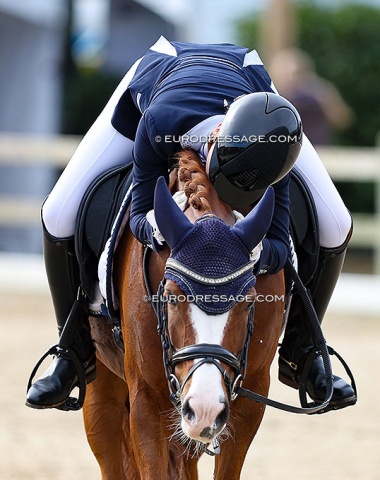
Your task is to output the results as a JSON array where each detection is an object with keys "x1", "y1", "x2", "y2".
[{"x1": 84, "y1": 152, "x2": 285, "y2": 479}]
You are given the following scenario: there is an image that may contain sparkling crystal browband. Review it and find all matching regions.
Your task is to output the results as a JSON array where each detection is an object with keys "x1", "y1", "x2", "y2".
[{"x1": 165, "y1": 257, "x2": 255, "y2": 285}]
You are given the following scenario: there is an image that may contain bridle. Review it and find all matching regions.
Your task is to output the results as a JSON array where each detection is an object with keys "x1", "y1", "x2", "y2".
[
  {"x1": 143, "y1": 247, "x2": 357, "y2": 453},
  {"x1": 150, "y1": 256, "x2": 255, "y2": 409},
  {"x1": 144, "y1": 247, "x2": 255, "y2": 456}
]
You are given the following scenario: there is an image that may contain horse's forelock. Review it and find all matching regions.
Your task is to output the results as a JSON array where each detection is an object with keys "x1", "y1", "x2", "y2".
[{"x1": 176, "y1": 149, "x2": 212, "y2": 213}]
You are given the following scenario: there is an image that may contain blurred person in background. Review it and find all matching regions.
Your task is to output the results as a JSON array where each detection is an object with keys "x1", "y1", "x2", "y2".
[{"x1": 269, "y1": 48, "x2": 353, "y2": 145}]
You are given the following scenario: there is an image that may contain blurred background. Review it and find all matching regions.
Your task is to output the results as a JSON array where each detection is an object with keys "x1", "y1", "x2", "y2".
[
  {"x1": 0, "y1": 0, "x2": 380, "y2": 274},
  {"x1": 0, "y1": 1, "x2": 380, "y2": 479}
]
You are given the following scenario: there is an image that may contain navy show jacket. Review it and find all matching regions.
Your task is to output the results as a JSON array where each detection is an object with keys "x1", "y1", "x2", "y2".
[{"x1": 111, "y1": 37, "x2": 290, "y2": 274}]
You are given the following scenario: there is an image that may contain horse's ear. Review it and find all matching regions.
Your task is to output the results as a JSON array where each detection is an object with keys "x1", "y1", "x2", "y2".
[
  {"x1": 154, "y1": 177, "x2": 194, "y2": 249},
  {"x1": 232, "y1": 186, "x2": 275, "y2": 252}
]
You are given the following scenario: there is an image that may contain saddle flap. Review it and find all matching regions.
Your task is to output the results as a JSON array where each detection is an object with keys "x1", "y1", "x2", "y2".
[{"x1": 75, "y1": 162, "x2": 133, "y2": 302}]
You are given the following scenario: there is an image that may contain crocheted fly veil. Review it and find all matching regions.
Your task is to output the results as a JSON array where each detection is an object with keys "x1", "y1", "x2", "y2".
[
  {"x1": 165, "y1": 214, "x2": 256, "y2": 313},
  {"x1": 154, "y1": 177, "x2": 275, "y2": 315}
]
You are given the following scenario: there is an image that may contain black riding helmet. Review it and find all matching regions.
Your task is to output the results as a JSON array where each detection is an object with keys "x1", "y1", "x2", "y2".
[{"x1": 208, "y1": 92, "x2": 303, "y2": 205}]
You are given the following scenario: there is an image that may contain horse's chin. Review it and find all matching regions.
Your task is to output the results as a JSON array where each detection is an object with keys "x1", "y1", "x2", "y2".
[{"x1": 181, "y1": 421, "x2": 226, "y2": 445}]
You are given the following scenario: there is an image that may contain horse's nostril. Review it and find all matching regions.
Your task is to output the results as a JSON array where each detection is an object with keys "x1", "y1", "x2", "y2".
[
  {"x1": 198, "y1": 401, "x2": 229, "y2": 440},
  {"x1": 215, "y1": 401, "x2": 229, "y2": 428},
  {"x1": 182, "y1": 399, "x2": 196, "y2": 422}
]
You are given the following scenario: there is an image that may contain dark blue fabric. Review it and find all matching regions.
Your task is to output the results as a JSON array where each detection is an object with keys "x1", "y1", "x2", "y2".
[
  {"x1": 254, "y1": 174, "x2": 291, "y2": 275},
  {"x1": 111, "y1": 38, "x2": 290, "y2": 274},
  {"x1": 111, "y1": 40, "x2": 274, "y2": 251}
]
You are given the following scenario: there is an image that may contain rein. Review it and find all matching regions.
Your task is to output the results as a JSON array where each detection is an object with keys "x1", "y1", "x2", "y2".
[
  {"x1": 143, "y1": 248, "x2": 357, "y2": 419},
  {"x1": 237, "y1": 259, "x2": 355, "y2": 414}
]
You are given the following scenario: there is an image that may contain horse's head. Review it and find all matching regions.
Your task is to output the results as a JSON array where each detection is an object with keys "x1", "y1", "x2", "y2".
[{"x1": 153, "y1": 157, "x2": 274, "y2": 453}]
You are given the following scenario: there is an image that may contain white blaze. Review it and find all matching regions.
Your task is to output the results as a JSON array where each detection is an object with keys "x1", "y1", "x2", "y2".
[
  {"x1": 188, "y1": 303, "x2": 229, "y2": 396},
  {"x1": 190, "y1": 303, "x2": 228, "y2": 345},
  {"x1": 180, "y1": 304, "x2": 229, "y2": 442}
]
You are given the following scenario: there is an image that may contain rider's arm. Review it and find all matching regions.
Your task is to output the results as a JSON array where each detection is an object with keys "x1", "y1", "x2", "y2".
[
  {"x1": 129, "y1": 110, "x2": 170, "y2": 251},
  {"x1": 254, "y1": 174, "x2": 291, "y2": 275}
]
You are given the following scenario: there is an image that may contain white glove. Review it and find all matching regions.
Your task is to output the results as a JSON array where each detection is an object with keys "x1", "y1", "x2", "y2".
[
  {"x1": 250, "y1": 241, "x2": 263, "y2": 263},
  {"x1": 146, "y1": 209, "x2": 165, "y2": 245},
  {"x1": 146, "y1": 190, "x2": 189, "y2": 245},
  {"x1": 172, "y1": 190, "x2": 188, "y2": 211}
]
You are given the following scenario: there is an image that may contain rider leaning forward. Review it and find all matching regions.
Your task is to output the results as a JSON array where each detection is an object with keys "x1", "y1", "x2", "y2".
[{"x1": 26, "y1": 36, "x2": 356, "y2": 412}]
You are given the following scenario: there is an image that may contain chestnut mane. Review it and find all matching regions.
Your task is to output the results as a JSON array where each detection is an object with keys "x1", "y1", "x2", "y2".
[{"x1": 175, "y1": 149, "x2": 213, "y2": 213}]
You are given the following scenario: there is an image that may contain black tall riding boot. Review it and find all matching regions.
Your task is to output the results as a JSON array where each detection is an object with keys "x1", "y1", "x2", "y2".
[
  {"x1": 26, "y1": 226, "x2": 96, "y2": 409},
  {"x1": 279, "y1": 231, "x2": 357, "y2": 411}
]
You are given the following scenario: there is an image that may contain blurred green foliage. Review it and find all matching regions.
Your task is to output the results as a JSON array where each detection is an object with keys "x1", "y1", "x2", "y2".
[
  {"x1": 62, "y1": 69, "x2": 119, "y2": 136},
  {"x1": 238, "y1": 1, "x2": 380, "y2": 148}
]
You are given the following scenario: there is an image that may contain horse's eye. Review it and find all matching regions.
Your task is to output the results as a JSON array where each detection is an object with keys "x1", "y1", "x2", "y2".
[{"x1": 165, "y1": 293, "x2": 178, "y2": 306}]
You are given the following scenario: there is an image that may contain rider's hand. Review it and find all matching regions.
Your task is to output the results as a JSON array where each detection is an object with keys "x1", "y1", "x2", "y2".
[
  {"x1": 233, "y1": 210, "x2": 263, "y2": 264},
  {"x1": 147, "y1": 190, "x2": 189, "y2": 246},
  {"x1": 146, "y1": 210, "x2": 165, "y2": 245}
]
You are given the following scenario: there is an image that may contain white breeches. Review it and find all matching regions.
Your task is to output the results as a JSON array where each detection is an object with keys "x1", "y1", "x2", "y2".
[
  {"x1": 293, "y1": 135, "x2": 352, "y2": 247},
  {"x1": 42, "y1": 59, "x2": 142, "y2": 239},
  {"x1": 42, "y1": 60, "x2": 351, "y2": 249}
]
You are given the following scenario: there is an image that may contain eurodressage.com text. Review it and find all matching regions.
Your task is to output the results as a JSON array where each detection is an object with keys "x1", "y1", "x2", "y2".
[
  {"x1": 154, "y1": 134, "x2": 299, "y2": 144},
  {"x1": 143, "y1": 294, "x2": 285, "y2": 303}
]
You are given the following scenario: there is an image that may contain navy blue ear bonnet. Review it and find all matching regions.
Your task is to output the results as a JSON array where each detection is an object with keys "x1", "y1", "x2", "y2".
[
  {"x1": 154, "y1": 176, "x2": 275, "y2": 315},
  {"x1": 164, "y1": 214, "x2": 256, "y2": 314}
]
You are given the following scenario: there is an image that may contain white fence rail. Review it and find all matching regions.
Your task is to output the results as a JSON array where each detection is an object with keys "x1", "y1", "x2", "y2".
[
  {"x1": 317, "y1": 146, "x2": 380, "y2": 274},
  {"x1": 1, "y1": 133, "x2": 380, "y2": 273}
]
